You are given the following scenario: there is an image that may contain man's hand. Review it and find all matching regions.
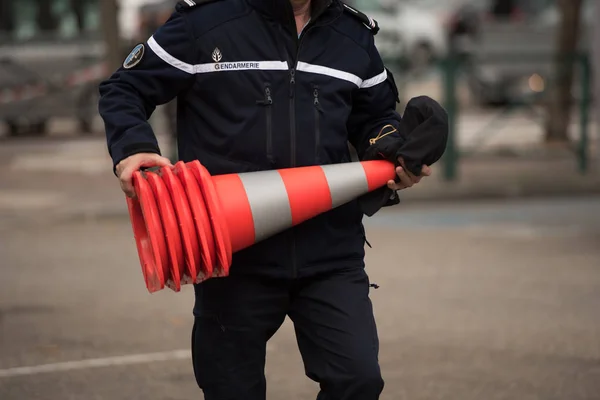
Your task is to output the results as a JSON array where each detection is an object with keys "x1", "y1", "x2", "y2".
[
  {"x1": 115, "y1": 153, "x2": 173, "y2": 198},
  {"x1": 387, "y1": 158, "x2": 432, "y2": 191}
]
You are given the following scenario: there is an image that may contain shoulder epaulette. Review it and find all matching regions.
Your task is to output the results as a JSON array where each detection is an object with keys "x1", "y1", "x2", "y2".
[
  {"x1": 341, "y1": 2, "x2": 379, "y2": 34},
  {"x1": 175, "y1": 0, "x2": 220, "y2": 12}
]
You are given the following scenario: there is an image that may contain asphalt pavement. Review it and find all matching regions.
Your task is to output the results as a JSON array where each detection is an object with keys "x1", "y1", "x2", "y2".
[
  {"x1": 0, "y1": 96, "x2": 599, "y2": 399},
  {"x1": 1, "y1": 196, "x2": 600, "y2": 400}
]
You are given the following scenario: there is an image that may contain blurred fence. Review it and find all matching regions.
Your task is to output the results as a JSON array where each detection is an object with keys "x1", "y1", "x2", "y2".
[{"x1": 438, "y1": 51, "x2": 594, "y2": 181}]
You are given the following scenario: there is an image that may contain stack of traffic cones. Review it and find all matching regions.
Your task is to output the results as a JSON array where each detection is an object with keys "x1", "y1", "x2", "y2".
[{"x1": 127, "y1": 160, "x2": 397, "y2": 293}]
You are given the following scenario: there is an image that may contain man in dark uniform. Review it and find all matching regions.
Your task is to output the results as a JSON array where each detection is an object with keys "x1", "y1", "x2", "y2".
[{"x1": 98, "y1": 1, "x2": 443, "y2": 399}]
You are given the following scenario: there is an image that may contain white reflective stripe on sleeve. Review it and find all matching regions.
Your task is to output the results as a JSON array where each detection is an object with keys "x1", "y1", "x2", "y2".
[
  {"x1": 147, "y1": 36, "x2": 288, "y2": 74},
  {"x1": 296, "y1": 62, "x2": 387, "y2": 89},
  {"x1": 148, "y1": 36, "x2": 386, "y2": 86},
  {"x1": 296, "y1": 62, "x2": 363, "y2": 87},
  {"x1": 147, "y1": 36, "x2": 195, "y2": 74},
  {"x1": 183, "y1": 0, "x2": 196, "y2": 5},
  {"x1": 360, "y1": 69, "x2": 387, "y2": 89}
]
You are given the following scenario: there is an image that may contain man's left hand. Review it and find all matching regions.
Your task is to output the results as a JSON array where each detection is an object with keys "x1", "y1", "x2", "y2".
[{"x1": 387, "y1": 159, "x2": 432, "y2": 190}]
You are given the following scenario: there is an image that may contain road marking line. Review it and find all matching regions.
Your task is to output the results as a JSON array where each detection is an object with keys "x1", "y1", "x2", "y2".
[
  {"x1": 0, "y1": 343, "x2": 279, "y2": 378},
  {"x1": 0, "y1": 190, "x2": 65, "y2": 210},
  {"x1": 0, "y1": 350, "x2": 191, "y2": 378},
  {"x1": 9, "y1": 155, "x2": 110, "y2": 175}
]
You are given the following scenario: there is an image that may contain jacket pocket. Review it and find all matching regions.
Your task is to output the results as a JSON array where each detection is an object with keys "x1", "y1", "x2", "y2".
[
  {"x1": 312, "y1": 84, "x2": 323, "y2": 164},
  {"x1": 257, "y1": 83, "x2": 274, "y2": 164}
]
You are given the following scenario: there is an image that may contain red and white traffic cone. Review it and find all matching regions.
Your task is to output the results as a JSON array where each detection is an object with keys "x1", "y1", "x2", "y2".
[
  {"x1": 212, "y1": 160, "x2": 396, "y2": 252},
  {"x1": 127, "y1": 160, "x2": 396, "y2": 293}
]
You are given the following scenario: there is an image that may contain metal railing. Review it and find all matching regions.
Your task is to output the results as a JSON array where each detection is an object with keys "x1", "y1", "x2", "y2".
[{"x1": 439, "y1": 51, "x2": 593, "y2": 181}]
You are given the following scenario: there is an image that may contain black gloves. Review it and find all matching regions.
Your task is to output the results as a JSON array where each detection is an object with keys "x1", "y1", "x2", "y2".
[
  {"x1": 393, "y1": 95, "x2": 449, "y2": 175},
  {"x1": 358, "y1": 96, "x2": 449, "y2": 217}
]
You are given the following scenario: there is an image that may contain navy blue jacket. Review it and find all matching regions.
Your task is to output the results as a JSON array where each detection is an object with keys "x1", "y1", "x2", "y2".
[{"x1": 98, "y1": 0, "x2": 404, "y2": 278}]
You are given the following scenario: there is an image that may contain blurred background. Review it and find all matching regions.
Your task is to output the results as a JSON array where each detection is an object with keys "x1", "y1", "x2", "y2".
[{"x1": 1, "y1": 1, "x2": 599, "y2": 399}]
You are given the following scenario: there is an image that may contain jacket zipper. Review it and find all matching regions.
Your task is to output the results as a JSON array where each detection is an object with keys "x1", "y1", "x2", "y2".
[
  {"x1": 257, "y1": 83, "x2": 274, "y2": 164},
  {"x1": 286, "y1": 5, "x2": 341, "y2": 280},
  {"x1": 289, "y1": 68, "x2": 297, "y2": 279},
  {"x1": 288, "y1": 8, "x2": 341, "y2": 167},
  {"x1": 289, "y1": 22, "x2": 317, "y2": 168},
  {"x1": 313, "y1": 84, "x2": 322, "y2": 164},
  {"x1": 289, "y1": 69, "x2": 296, "y2": 167}
]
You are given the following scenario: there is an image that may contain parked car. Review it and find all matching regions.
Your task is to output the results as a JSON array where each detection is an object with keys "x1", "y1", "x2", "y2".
[
  {"x1": 0, "y1": 0, "x2": 107, "y2": 137},
  {"x1": 346, "y1": 0, "x2": 449, "y2": 70},
  {"x1": 398, "y1": 0, "x2": 477, "y2": 66},
  {"x1": 394, "y1": 1, "x2": 450, "y2": 70},
  {"x1": 465, "y1": 0, "x2": 594, "y2": 106},
  {"x1": 350, "y1": 0, "x2": 503, "y2": 70},
  {"x1": 0, "y1": 0, "x2": 150, "y2": 138},
  {"x1": 344, "y1": 0, "x2": 406, "y2": 64}
]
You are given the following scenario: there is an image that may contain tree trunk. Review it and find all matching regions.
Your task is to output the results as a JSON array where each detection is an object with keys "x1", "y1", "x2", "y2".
[
  {"x1": 544, "y1": 0, "x2": 583, "y2": 143},
  {"x1": 36, "y1": 0, "x2": 59, "y2": 32},
  {"x1": 70, "y1": 0, "x2": 85, "y2": 33},
  {"x1": 0, "y1": 0, "x2": 15, "y2": 33},
  {"x1": 100, "y1": 0, "x2": 121, "y2": 71},
  {"x1": 594, "y1": 1, "x2": 600, "y2": 128}
]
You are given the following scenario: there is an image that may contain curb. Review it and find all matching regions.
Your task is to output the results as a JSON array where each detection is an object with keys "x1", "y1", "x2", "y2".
[
  {"x1": 401, "y1": 183, "x2": 600, "y2": 203},
  {"x1": 48, "y1": 185, "x2": 600, "y2": 224}
]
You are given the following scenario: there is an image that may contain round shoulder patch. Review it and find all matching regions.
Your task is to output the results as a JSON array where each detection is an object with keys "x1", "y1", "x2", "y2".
[{"x1": 123, "y1": 44, "x2": 145, "y2": 69}]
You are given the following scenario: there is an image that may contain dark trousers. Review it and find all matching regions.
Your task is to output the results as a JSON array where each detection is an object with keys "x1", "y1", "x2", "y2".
[{"x1": 191, "y1": 267, "x2": 384, "y2": 400}]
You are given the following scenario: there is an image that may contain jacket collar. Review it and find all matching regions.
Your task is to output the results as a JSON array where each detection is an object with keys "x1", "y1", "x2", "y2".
[{"x1": 247, "y1": 0, "x2": 340, "y2": 33}]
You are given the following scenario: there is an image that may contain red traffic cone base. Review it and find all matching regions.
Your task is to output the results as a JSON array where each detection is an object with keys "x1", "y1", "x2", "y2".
[
  {"x1": 127, "y1": 160, "x2": 396, "y2": 293},
  {"x1": 127, "y1": 172, "x2": 165, "y2": 293},
  {"x1": 160, "y1": 167, "x2": 197, "y2": 285},
  {"x1": 145, "y1": 171, "x2": 183, "y2": 292},
  {"x1": 173, "y1": 162, "x2": 211, "y2": 281}
]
